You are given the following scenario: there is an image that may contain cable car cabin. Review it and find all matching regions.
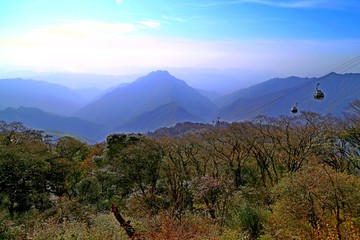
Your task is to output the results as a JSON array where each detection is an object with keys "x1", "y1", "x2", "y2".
[
  {"x1": 291, "y1": 103, "x2": 298, "y2": 114},
  {"x1": 291, "y1": 106, "x2": 298, "y2": 114},
  {"x1": 314, "y1": 83, "x2": 325, "y2": 100},
  {"x1": 314, "y1": 90, "x2": 324, "y2": 100}
]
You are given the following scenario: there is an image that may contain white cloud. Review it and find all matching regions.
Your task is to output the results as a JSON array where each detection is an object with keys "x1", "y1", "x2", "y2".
[
  {"x1": 195, "y1": 0, "x2": 355, "y2": 9},
  {"x1": 116, "y1": 0, "x2": 123, "y2": 4},
  {"x1": 0, "y1": 20, "x2": 222, "y2": 73},
  {"x1": 242, "y1": 0, "x2": 324, "y2": 8},
  {"x1": 137, "y1": 20, "x2": 161, "y2": 29},
  {"x1": 188, "y1": 0, "x2": 319, "y2": 8},
  {"x1": 162, "y1": 15, "x2": 186, "y2": 23},
  {"x1": 240, "y1": 0, "x2": 360, "y2": 10},
  {"x1": 1, "y1": 19, "x2": 164, "y2": 47},
  {"x1": 28, "y1": 20, "x2": 138, "y2": 40},
  {"x1": 0, "y1": 19, "x2": 359, "y2": 75}
]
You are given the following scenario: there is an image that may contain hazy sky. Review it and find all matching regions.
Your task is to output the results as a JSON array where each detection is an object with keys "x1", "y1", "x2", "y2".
[{"x1": 1, "y1": 0, "x2": 360, "y2": 76}]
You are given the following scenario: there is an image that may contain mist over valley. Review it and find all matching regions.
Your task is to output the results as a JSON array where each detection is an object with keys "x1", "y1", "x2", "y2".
[{"x1": 1, "y1": 70, "x2": 359, "y2": 142}]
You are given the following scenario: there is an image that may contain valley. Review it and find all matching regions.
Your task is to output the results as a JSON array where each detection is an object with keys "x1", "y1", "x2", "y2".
[{"x1": 1, "y1": 71, "x2": 359, "y2": 142}]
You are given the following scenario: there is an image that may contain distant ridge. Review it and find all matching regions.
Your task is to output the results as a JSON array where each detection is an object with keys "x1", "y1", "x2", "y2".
[
  {"x1": 0, "y1": 78, "x2": 92, "y2": 116},
  {"x1": 0, "y1": 107, "x2": 106, "y2": 143},
  {"x1": 116, "y1": 101, "x2": 203, "y2": 133},
  {"x1": 1, "y1": 71, "x2": 359, "y2": 139},
  {"x1": 216, "y1": 72, "x2": 360, "y2": 120},
  {"x1": 216, "y1": 76, "x2": 315, "y2": 108},
  {"x1": 76, "y1": 70, "x2": 217, "y2": 129},
  {"x1": 148, "y1": 121, "x2": 214, "y2": 137}
]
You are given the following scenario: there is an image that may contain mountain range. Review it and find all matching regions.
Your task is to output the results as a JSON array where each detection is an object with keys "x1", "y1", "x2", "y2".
[
  {"x1": 0, "y1": 71, "x2": 359, "y2": 142},
  {"x1": 216, "y1": 72, "x2": 360, "y2": 121},
  {"x1": 0, "y1": 106, "x2": 106, "y2": 142},
  {"x1": 0, "y1": 78, "x2": 94, "y2": 116},
  {"x1": 75, "y1": 70, "x2": 217, "y2": 128}
]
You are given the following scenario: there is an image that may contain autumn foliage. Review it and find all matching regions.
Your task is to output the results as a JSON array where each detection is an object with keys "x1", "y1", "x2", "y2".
[{"x1": 1, "y1": 100, "x2": 360, "y2": 239}]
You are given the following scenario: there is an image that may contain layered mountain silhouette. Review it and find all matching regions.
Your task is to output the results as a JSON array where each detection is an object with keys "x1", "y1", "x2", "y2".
[
  {"x1": 0, "y1": 78, "x2": 95, "y2": 116},
  {"x1": 76, "y1": 70, "x2": 217, "y2": 128},
  {"x1": 0, "y1": 107, "x2": 106, "y2": 142},
  {"x1": 216, "y1": 76, "x2": 314, "y2": 107},
  {"x1": 116, "y1": 102, "x2": 203, "y2": 133},
  {"x1": 1, "y1": 71, "x2": 360, "y2": 142},
  {"x1": 216, "y1": 72, "x2": 360, "y2": 120}
]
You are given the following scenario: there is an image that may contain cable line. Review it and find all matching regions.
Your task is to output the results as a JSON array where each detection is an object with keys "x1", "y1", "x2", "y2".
[
  {"x1": 331, "y1": 55, "x2": 360, "y2": 73},
  {"x1": 236, "y1": 53, "x2": 360, "y2": 118},
  {"x1": 338, "y1": 60, "x2": 360, "y2": 74}
]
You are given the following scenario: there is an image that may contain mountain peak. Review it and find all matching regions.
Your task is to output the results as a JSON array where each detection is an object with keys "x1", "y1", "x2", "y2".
[
  {"x1": 133, "y1": 70, "x2": 179, "y2": 85},
  {"x1": 152, "y1": 70, "x2": 170, "y2": 74},
  {"x1": 76, "y1": 70, "x2": 217, "y2": 128},
  {"x1": 147, "y1": 70, "x2": 174, "y2": 79},
  {"x1": 320, "y1": 72, "x2": 338, "y2": 79}
]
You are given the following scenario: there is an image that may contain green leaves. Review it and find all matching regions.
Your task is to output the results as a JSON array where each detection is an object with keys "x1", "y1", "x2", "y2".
[{"x1": 0, "y1": 150, "x2": 50, "y2": 215}]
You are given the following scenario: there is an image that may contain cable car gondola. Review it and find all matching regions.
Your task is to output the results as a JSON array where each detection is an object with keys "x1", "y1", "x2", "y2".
[
  {"x1": 314, "y1": 83, "x2": 324, "y2": 100},
  {"x1": 291, "y1": 102, "x2": 298, "y2": 114}
]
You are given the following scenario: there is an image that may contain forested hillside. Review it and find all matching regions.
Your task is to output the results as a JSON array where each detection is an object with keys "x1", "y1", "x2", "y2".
[{"x1": 1, "y1": 100, "x2": 360, "y2": 239}]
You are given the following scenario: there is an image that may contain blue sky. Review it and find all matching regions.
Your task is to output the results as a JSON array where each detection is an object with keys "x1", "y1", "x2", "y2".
[{"x1": 1, "y1": 0, "x2": 360, "y2": 76}]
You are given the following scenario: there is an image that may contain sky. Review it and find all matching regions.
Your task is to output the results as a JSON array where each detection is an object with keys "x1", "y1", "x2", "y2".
[{"x1": 1, "y1": 0, "x2": 360, "y2": 77}]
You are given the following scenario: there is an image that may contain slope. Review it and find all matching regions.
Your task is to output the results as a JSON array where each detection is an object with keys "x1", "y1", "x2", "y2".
[
  {"x1": 216, "y1": 76, "x2": 315, "y2": 107},
  {"x1": 116, "y1": 102, "x2": 203, "y2": 133},
  {"x1": 0, "y1": 107, "x2": 107, "y2": 142},
  {"x1": 0, "y1": 78, "x2": 95, "y2": 116},
  {"x1": 76, "y1": 70, "x2": 217, "y2": 128},
  {"x1": 217, "y1": 73, "x2": 360, "y2": 121}
]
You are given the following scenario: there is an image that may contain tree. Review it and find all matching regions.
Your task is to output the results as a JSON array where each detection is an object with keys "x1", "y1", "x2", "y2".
[
  {"x1": 103, "y1": 134, "x2": 165, "y2": 213},
  {"x1": 0, "y1": 122, "x2": 52, "y2": 216},
  {"x1": 239, "y1": 117, "x2": 279, "y2": 186},
  {"x1": 200, "y1": 125, "x2": 250, "y2": 188},
  {"x1": 160, "y1": 136, "x2": 194, "y2": 218},
  {"x1": 270, "y1": 162, "x2": 360, "y2": 239},
  {"x1": 192, "y1": 175, "x2": 232, "y2": 222},
  {"x1": 340, "y1": 100, "x2": 360, "y2": 174},
  {"x1": 46, "y1": 136, "x2": 91, "y2": 199}
]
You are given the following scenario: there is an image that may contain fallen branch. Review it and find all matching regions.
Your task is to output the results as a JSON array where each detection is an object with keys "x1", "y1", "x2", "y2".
[{"x1": 111, "y1": 204, "x2": 136, "y2": 238}]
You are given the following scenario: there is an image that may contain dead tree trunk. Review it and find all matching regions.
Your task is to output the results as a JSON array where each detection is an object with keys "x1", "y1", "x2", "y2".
[{"x1": 111, "y1": 204, "x2": 136, "y2": 238}]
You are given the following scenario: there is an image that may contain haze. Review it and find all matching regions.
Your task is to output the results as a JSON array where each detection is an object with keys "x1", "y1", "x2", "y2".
[{"x1": 1, "y1": 0, "x2": 360, "y2": 88}]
